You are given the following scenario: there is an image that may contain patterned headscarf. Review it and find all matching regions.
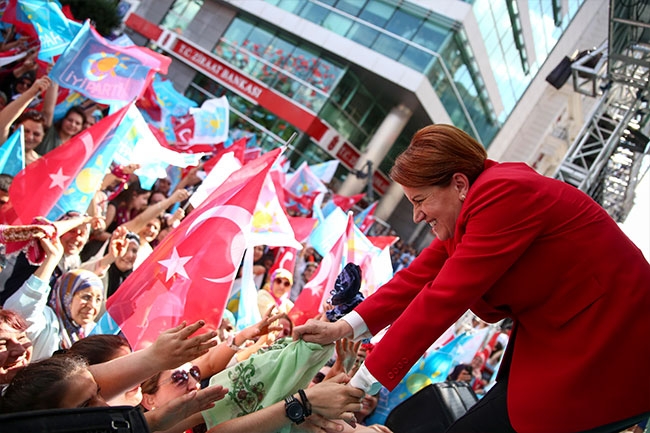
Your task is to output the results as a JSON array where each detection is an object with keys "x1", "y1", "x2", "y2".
[{"x1": 49, "y1": 269, "x2": 103, "y2": 349}]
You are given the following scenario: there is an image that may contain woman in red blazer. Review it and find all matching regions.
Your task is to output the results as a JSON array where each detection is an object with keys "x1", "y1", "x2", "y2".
[{"x1": 295, "y1": 124, "x2": 650, "y2": 433}]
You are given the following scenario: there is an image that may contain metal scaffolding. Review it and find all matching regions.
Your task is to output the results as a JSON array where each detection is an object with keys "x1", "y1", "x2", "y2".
[{"x1": 553, "y1": 0, "x2": 649, "y2": 223}]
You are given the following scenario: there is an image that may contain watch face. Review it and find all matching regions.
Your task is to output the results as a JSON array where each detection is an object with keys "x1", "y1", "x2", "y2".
[{"x1": 288, "y1": 402, "x2": 303, "y2": 419}]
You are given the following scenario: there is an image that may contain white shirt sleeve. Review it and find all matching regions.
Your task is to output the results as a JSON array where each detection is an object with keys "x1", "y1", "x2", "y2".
[
  {"x1": 341, "y1": 310, "x2": 373, "y2": 341},
  {"x1": 349, "y1": 363, "x2": 383, "y2": 395}
]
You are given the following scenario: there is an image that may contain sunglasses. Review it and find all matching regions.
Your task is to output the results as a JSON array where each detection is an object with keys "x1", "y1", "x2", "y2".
[
  {"x1": 274, "y1": 278, "x2": 291, "y2": 287},
  {"x1": 162, "y1": 365, "x2": 201, "y2": 387}
]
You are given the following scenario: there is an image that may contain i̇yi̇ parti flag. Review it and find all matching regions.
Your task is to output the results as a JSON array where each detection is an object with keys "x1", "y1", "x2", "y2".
[
  {"x1": 16, "y1": 0, "x2": 82, "y2": 62},
  {"x1": 309, "y1": 160, "x2": 339, "y2": 184},
  {"x1": 174, "y1": 96, "x2": 229, "y2": 148},
  {"x1": 0, "y1": 125, "x2": 25, "y2": 176},
  {"x1": 0, "y1": 104, "x2": 130, "y2": 225},
  {"x1": 47, "y1": 104, "x2": 135, "y2": 220},
  {"x1": 49, "y1": 20, "x2": 170, "y2": 105},
  {"x1": 104, "y1": 148, "x2": 281, "y2": 350}
]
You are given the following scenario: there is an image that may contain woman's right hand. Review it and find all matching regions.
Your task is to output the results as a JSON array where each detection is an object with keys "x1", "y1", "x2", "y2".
[
  {"x1": 293, "y1": 319, "x2": 353, "y2": 345},
  {"x1": 30, "y1": 76, "x2": 52, "y2": 94},
  {"x1": 145, "y1": 320, "x2": 218, "y2": 371}
]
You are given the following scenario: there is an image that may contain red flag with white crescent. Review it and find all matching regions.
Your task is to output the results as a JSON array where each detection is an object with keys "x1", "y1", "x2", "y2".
[{"x1": 106, "y1": 148, "x2": 281, "y2": 350}]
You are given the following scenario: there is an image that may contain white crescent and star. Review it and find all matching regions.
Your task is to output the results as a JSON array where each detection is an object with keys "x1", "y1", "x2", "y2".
[
  {"x1": 159, "y1": 247, "x2": 192, "y2": 281},
  {"x1": 49, "y1": 167, "x2": 71, "y2": 189},
  {"x1": 186, "y1": 204, "x2": 252, "y2": 284}
]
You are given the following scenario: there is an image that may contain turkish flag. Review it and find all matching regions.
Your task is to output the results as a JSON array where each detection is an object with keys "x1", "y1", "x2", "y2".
[
  {"x1": 267, "y1": 246, "x2": 298, "y2": 283},
  {"x1": 0, "y1": 104, "x2": 130, "y2": 225},
  {"x1": 106, "y1": 148, "x2": 281, "y2": 350},
  {"x1": 288, "y1": 216, "x2": 318, "y2": 243},
  {"x1": 289, "y1": 213, "x2": 352, "y2": 326},
  {"x1": 332, "y1": 193, "x2": 365, "y2": 212},
  {"x1": 136, "y1": 82, "x2": 162, "y2": 122}
]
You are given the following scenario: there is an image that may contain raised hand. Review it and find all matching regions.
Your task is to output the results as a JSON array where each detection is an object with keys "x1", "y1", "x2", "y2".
[
  {"x1": 145, "y1": 385, "x2": 228, "y2": 432},
  {"x1": 144, "y1": 320, "x2": 218, "y2": 371},
  {"x1": 293, "y1": 318, "x2": 353, "y2": 345}
]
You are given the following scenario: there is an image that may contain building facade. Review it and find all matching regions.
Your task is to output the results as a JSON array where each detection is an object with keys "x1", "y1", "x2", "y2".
[{"x1": 125, "y1": 0, "x2": 603, "y2": 246}]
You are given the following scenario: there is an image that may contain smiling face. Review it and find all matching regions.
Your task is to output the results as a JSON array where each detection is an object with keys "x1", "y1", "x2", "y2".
[
  {"x1": 20, "y1": 119, "x2": 45, "y2": 151},
  {"x1": 59, "y1": 223, "x2": 90, "y2": 255},
  {"x1": 69, "y1": 287, "x2": 103, "y2": 326},
  {"x1": 60, "y1": 112, "x2": 84, "y2": 138},
  {"x1": 140, "y1": 218, "x2": 161, "y2": 243},
  {"x1": 114, "y1": 240, "x2": 139, "y2": 272},
  {"x1": 0, "y1": 323, "x2": 32, "y2": 384},
  {"x1": 402, "y1": 173, "x2": 468, "y2": 242}
]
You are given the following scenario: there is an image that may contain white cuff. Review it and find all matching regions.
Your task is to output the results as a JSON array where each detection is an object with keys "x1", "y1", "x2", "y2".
[
  {"x1": 341, "y1": 311, "x2": 372, "y2": 341},
  {"x1": 349, "y1": 363, "x2": 382, "y2": 395}
]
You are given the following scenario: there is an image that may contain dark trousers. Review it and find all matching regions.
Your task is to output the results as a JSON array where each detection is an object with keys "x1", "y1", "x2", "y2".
[{"x1": 445, "y1": 380, "x2": 516, "y2": 433}]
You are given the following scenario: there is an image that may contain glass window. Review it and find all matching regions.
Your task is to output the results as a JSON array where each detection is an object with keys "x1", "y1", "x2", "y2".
[
  {"x1": 160, "y1": 0, "x2": 204, "y2": 33},
  {"x1": 399, "y1": 45, "x2": 433, "y2": 72},
  {"x1": 310, "y1": 58, "x2": 344, "y2": 93},
  {"x1": 265, "y1": 36, "x2": 295, "y2": 67},
  {"x1": 345, "y1": 87, "x2": 372, "y2": 123},
  {"x1": 221, "y1": 17, "x2": 253, "y2": 45},
  {"x1": 301, "y1": 2, "x2": 329, "y2": 25},
  {"x1": 385, "y1": 8, "x2": 422, "y2": 40},
  {"x1": 412, "y1": 20, "x2": 449, "y2": 52},
  {"x1": 284, "y1": 45, "x2": 319, "y2": 81},
  {"x1": 322, "y1": 12, "x2": 353, "y2": 35},
  {"x1": 372, "y1": 34, "x2": 406, "y2": 60},
  {"x1": 347, "y1": 22, "x2": 379, "y2": 47},
  {"x1": 331, "y1": 74, "x2": 358, "y2": 105},
  {"x1": 276, "y1": 0, "x2": 306, "y2": 14},
  {"x1": 359, "y1": 1, "x2": 395, "y2": 27},
  {"x1": 243, "y1": 26, "x2": 274, "y2": 57},
  {"x1": 336, "y1": 0, "x2": 366, "y2": 16},
  {"x1": 360, "y1": 104, "x2": 386, "y2": 135}
]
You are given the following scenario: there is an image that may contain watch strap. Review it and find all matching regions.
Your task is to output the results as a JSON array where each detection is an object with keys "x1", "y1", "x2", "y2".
[{"x1": 297, "y1": 389, "x2": 311, "y2": 417}]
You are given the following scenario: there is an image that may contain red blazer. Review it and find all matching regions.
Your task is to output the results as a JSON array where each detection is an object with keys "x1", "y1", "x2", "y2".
[{"x1": 355, "y1": 160, "x2": 650, "y2": 433}]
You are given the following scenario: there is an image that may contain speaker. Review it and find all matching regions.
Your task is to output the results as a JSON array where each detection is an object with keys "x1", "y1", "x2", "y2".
[
  {"x1": 0, "y1": 406, "x2": 150, "y2": 433},
  {"x1": 385, "y1": 381, "x2": 478, "y2": 433}
]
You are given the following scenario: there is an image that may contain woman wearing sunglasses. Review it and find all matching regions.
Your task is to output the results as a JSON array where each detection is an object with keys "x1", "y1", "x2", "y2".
[
  {"x1": 257, "y1": 268, "x2": 295, "y2": 316},
  {"x1": 141, "y1": 362, "x2": 203, "y2": 413}
]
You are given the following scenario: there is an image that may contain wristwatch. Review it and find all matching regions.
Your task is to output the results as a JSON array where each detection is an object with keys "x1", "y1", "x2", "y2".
[{"x1": 284, "y1": 395, "x2": 306, "y2": 424}]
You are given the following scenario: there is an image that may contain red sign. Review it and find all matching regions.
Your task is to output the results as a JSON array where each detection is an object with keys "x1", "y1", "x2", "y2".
[
  {"x1": 336, "y1": 142, "x2": 361, "y2": 169},
  {"x1": 172, "y1": 40, "x2": 264, "y2": 102},
  {"x1": 125, "y1": 14, "x2": 163, "y2": 41},
  {"x1": 373, "y1": 171, "x2": 390, "y2": 195}
]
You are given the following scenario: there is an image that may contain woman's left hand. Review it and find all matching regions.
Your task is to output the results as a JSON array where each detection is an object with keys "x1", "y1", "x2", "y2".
[{"x1": 306, "y1": 373, "x2": 366, "y2": 421}]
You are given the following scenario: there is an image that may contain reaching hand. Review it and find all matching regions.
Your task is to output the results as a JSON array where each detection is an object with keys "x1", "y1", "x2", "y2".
[
  {"x1": 145, "y1": 385, "x2": 228, "y2": 432},
  {"x1": 108, "y1": 226, "x2": 128, "y2": 258},
  {"x1": 38, "y1": 235, "x2": 64, "y2": 261},
  {"x1": 235, "y1": 307, "x2": 284, "y2": 344},
  {"x1": 293, "y1": 319, "x2": 353, "y2": 345},
  {"x1": 334, "y1": 338, "x2": 361, "y2": 376},
  {"x1": 305, "y1": 373, "x2": 366, "y2": 421},
  {"x1": 145, "y1": 320, "x2": 218, "y2": 371}
]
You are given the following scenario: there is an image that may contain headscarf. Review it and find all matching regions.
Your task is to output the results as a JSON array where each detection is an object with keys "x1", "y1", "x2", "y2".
[
  {"x1": 49, "y1": 269, "x2": 103, "y2": 349},
  {"x1": 326, "y1": 263, "x2": 364, "y2": 322}
]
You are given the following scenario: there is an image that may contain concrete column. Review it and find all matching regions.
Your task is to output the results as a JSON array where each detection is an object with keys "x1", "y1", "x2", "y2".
[
  {"x1": 338, "y1": 104, "x2": 413, "y2": 196},
  {"x1": 375, "y1": 181, "x2": 405, "y2": 222}
]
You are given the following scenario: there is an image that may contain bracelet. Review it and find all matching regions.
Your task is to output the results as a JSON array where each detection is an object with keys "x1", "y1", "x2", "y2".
[
  {"x1": 297, "y1": 389, "x2": 311, "y2": 417},
  {"x1": 226, "y1": 334, "x2": 243, "y2": 352}
]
